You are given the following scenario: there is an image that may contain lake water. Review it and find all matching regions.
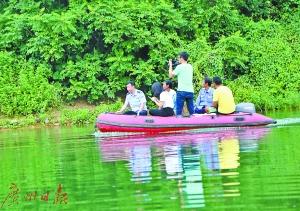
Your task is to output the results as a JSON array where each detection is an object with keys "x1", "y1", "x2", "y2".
[{"x1": 1, "y1": 111, "x2": 300, "y2": 210}]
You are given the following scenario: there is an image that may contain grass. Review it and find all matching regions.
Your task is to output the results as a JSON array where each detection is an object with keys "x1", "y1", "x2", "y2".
[{"x1": 0, "y1": 100, "x2": 122, "y2": 129}]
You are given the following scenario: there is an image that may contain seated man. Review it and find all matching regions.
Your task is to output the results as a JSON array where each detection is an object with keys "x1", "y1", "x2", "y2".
[
  {"x1": 212, "y1": 76, "x2": 235, "y2": 114},
  {"x1": 149, "y1": 80, "x2": 176, "y2": 117},
  {"x1": 116, "y1": 81, "x2": 148, "y2": 116},
  {"x1": 194, "y1": 77, "x2": 214, "y2": 114}
]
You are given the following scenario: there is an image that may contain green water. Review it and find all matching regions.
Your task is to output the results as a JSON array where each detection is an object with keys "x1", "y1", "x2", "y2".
[{"x1": 1, "y1": 112, "x2": 300, "y2": 210}]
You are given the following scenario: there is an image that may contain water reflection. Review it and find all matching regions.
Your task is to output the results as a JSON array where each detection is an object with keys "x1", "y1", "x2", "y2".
[
  {"x1": 97, "y1": 127, "x2": 270, "y2": 209},
  {"x1": 163, "y1": 145, "x2": 183, "y2": 177},
  {"x1": 129, "y1": 145, "x2": 152, "y2": 182}
]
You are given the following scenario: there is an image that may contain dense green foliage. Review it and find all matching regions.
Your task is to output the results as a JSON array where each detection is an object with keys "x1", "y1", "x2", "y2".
[
  {"x1": 0, "y1": 0, "x2": 299, "y2": 114},
  {"x1": 0, "y1": 52, "x2": 59, "y2": 115}
]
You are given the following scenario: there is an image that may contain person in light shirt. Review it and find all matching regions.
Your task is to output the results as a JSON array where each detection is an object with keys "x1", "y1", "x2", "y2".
[
  {"x1": 194, "y1": 77, "x2": 214, "y2": 114},
  {"x1": 149, "y1": 80, "x2": 176, "y2": 117},
  {"x1": 116, "y1": 81, "x2": 148, "y2": 116}
]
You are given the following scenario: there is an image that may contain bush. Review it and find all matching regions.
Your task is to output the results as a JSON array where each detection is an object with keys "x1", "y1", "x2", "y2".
[
  {"x1": 0, "y1": 1, "x2": 299, "y2": 113},
  {"x1": 0, "y1": 52, "x2": 60, "y2": 115}
]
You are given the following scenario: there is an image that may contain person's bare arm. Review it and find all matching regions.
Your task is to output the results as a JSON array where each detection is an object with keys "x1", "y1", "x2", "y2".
[
  {"x1": 137, "y1": 93, "x2": 147, "y2": 114},
  {"x1": 151, "y1": 97, "x2": 164, "y2": 109},
  {"x1": 212, "y1": 101, "x2": 218, "y2": 108},
  {"x1": 212, "y1": 90, "x2": 218, "y2": 109},
  {"x1": 116, "y1": 100, "x2": 129, "y2": 113},
  {"x1": 168, "y1": 59, "x2": 175, "y2": 78},
  {"x1": 139, "y1": 102, "x2": 145, "y2": 111}
]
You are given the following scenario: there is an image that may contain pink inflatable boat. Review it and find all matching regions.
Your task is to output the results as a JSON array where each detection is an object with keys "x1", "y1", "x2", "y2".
[{"x1": 96, "y1": 112, "x2": 276, "y2": 133}]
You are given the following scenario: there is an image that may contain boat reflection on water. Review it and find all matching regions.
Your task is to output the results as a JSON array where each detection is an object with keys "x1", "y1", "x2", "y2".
[{"x1": 97, "y1": 127, "x2": 270, "y2": 209}]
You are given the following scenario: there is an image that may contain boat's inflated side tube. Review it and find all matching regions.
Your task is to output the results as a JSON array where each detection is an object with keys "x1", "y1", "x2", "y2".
[{"x1": 235, "y1": 102, "x2": 256, "y2": 113}]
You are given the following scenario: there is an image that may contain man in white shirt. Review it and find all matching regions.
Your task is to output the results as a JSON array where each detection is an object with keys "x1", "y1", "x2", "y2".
[
  {"x1": 149, "y1": 80, "x2": 176, "y2": 117},
  {"x1": 116, "y1": 81, "x2": 148, "y2": 116}
]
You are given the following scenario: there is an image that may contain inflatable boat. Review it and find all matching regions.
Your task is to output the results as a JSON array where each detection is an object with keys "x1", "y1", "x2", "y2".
[{"x1": 96, "y1": 112, "x2": 276, "y2": 133}]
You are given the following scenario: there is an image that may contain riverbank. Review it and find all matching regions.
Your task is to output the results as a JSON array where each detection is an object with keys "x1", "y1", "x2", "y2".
[
  {"x1": 1, "y1": 100, "x2": 299, "y2": 130},
  {"x1": 0, "y1": 101, "x2": 122, "y2": 129}
]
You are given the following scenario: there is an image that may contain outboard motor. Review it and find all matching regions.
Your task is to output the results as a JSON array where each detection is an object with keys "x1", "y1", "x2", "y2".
[
  {"x1": 235, "y1": 102, "x2": 256, "y2": 113},
  {"x1": 151, "y1": 82, "x2": 163, "y2": 98}
]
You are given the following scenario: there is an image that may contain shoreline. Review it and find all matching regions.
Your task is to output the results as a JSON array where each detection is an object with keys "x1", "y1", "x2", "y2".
[
  {"x1": 0, "y1": 102, "x2": 299, "y2": 130},
  {"x1": 0, "y1": 101, "x2": 122, "y2": 130}
]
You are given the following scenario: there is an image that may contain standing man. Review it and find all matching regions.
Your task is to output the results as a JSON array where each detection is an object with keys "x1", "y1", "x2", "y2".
[
  {"x1": 116, "y1": 81, "x2": 148, "y2": 116},
  {"x1": 169, "y1": 51, "x2": 194, "y2": 117},
  {"x1": 212, "y1": 76, "x2": 235, "y2": 114},
  {"x1": 194, "y1": 77, "x2": 214, "y2": 114}
]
